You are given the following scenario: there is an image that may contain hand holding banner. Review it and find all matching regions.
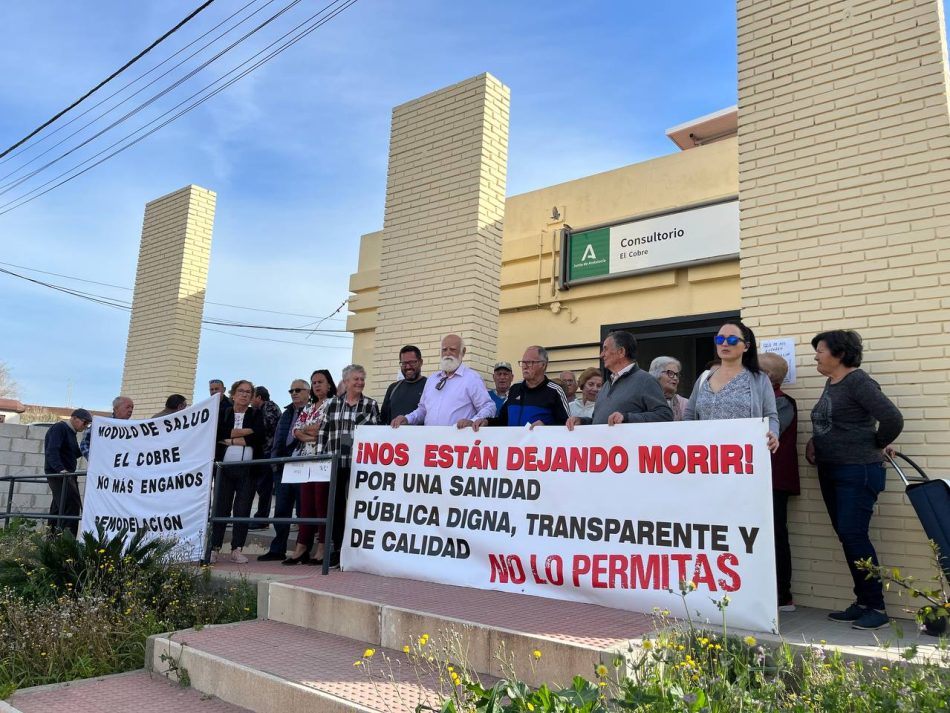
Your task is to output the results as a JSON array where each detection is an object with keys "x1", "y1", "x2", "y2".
[{"x1": 343, "y1": 419, "x2": 778, "y2": 633}]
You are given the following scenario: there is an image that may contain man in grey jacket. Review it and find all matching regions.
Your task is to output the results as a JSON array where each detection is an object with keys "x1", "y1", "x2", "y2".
[{"x1": 566, "y1": 331, "x2": 672, "y2": 429}]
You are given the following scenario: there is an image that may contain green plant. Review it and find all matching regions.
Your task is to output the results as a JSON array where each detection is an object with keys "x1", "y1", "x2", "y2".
[{"x1": 856, "y1": 541, "x2": 950, "y2": 635}]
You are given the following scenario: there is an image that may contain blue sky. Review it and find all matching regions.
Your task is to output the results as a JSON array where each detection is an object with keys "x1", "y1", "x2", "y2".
[{"x1": 0, "y1": 0, "x2": 745, "y2": 410}]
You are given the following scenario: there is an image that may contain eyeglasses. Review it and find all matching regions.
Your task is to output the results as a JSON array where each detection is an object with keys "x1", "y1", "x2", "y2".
[
  {"x1": 435, "y1": 375, "x2": 450, "y2": 391},
  {"x1": 715, "y1": 335, "x2": 746, "y2": 346},
  {"x1": 399, "y1": 359, "x2": 420, "y2": 367},
  {"x1": 288, "y1": 387, "x2": 308, "y2": 394},
  {"x1": 518, "y1": 360, "x2": 545, "y2": 368},
  {"x1": 661, "y1": 370, "x2": 680, "y2": 379}
]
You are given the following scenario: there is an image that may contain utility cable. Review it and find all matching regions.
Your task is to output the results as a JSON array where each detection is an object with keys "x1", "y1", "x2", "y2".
[
  {"x1": 0, "y1": 259, "x2": 346, "y2": 321},
  {"x1": 0, "y1": 0, "x2": 217, "y2": 161},
  {"x1": 0, "y1": 0, "x2": 359, "y2": 215},
  {"x1": 0, "y1": 0, "x2": 306, "y2": 197},
  {"x1": 0, "y1": 0, "x2": 270, "y2": 176}
]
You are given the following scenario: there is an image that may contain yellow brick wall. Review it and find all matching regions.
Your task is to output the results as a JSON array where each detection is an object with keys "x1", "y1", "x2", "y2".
[
  {"x1": 355, "y1": 74, "x2": 510, "y2": 395},
  {"x1": 120, "y1": 185, "x2": 216, "y2": 416},
  {"x1": 738, "y1": 0, "x2": 950, "y2": 609}
]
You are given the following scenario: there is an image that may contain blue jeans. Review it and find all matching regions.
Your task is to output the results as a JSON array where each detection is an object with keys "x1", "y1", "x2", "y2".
[
  {"x1": 267, "y1": 469, "x2": 300, "y2": 556},
  {"x1": 817, "y1": 462, "x2": 886, "y2": 610}
]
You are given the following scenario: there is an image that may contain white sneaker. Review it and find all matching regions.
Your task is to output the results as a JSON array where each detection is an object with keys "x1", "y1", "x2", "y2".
[
  {"x1": 230, "y1": 548, "x2": 248, "y2": 564},
  {"x1": 778, "y1": 601, "x2": 796, "y2": 612},
  {"x1": 209, "y1": 550, "x2": 218, "y2": 564}
]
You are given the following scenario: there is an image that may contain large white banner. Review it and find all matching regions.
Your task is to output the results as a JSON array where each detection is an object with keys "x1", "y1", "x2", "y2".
[
  {"x1": 79, "y1": 396, "x2": 219, "y2": 561},
  {"x1": 344, "y1": 419, "x2": 778, "y2": 633}
]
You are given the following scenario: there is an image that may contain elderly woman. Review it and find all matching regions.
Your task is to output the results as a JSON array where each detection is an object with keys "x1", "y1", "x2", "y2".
[
  {"x1": 684, "y1": 319, "x2": 779, "y2": 452},
  {"x1": 649, "y1": 356, "x2": 689, "y2": 421},
  {"x1": 569, "y1": 367, "x2": 603, "y2": 419},
  {"x1": 759, "y1": 352, "x2": 800, "y2": 612},
  {"x1": 806, "y1": 330, "x2": 903, "y2": 631},
  {"x1": 315, "y1": 364, "x2": 379, "y2": 568},
  {"x1": 211, "y1": 379, "x2": 265, "y2": 564},
  {"x1": 282, "y1": 369, "x2": 338, "y2": 566}
]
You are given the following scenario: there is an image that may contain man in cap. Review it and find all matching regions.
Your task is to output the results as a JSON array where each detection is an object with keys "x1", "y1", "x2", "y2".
[
  {"x1": 44, "y1": 408, "x2": 92, "y2": 535},
  {"x1": 488, "y1": 361, "x2": 513, "y2": 411}
]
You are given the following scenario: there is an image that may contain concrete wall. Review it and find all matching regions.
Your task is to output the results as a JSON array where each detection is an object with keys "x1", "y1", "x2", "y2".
[
  {"x1": 0, "y1": 422, "x2": 60, "y2": 515},
  {"x1": 738, "y1": 0, "x2": 950, "y2": 609},
  {"x1": 121, "y1": 185, "x2": 217, "y2": 416}
]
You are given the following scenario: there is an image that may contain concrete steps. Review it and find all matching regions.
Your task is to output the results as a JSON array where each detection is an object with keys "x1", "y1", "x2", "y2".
[
  {"x1": 143, "y1": 571, "x2": 655, "y2": 713},
  {"x1": 3, "y1": 670, "x2": 252, "y2": 713}
]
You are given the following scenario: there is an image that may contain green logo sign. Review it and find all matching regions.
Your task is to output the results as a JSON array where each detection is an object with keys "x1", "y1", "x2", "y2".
[{"x1": 569, "y1": 227, "x2": 610, "y2": 281}]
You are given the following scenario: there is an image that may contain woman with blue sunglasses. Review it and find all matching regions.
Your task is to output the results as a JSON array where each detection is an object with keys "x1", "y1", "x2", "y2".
[{"x1": 684, "y1": 319, "x2": 780, "y2": 453}]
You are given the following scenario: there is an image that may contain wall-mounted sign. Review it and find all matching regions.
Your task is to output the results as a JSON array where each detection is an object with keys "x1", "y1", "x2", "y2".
[
  {"x1": 759, "y1": 337, "x2": 797, "y2": 385},
  {"x1": 561, "y1": 199, "x2": 739, "y2": 287}
]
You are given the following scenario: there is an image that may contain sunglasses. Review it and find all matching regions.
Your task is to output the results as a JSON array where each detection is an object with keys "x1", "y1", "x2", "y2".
[
  {"x1": 715, "y1": 335, "x2": 746, "y2": 346},
  {"x1": 288, "y1": 387, "x2": 308, "y2": 394},
  {"x1": 436, "y1": 375, "x2": 450, "y2": 391}
]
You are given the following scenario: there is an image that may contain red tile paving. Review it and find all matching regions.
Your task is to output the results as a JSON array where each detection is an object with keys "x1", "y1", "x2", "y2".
[
  {"x1": 173, "y1": 619, "x2": 486, "y2": 712},
  {"x1": 211, "y1": 559, "x2": 654, "y2": 648},
  {"x1": 9, "y1": 670, "x2": 251, "y2": 713}
]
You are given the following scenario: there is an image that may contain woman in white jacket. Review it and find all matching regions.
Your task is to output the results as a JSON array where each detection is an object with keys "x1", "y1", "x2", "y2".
[{"x1": 684, "y1": 319, "x2": 779, "y2": 453}]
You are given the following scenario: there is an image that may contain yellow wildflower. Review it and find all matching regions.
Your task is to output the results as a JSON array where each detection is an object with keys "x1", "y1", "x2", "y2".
[
  {"x1": 743, "y1": 635, "x2": 757, "y2": 647},
  {"x1": 362, "y1": 648, "x2": 376, "y2": 658},
  {"x1": 532, "y1": 649, "x2": 542, "y2": 660},
  {"x1": 642, "y1": 639, "x2": 653, "y2": 650},
  {"x1": 353, "y1": 660, "x2": 363, "y2": 667},
  {"x1": 595, "y1": 664, "x2": 608, "y2": 677},
  {"x1": 402, "y1": 645, "x2": 410, "y2": 654}
]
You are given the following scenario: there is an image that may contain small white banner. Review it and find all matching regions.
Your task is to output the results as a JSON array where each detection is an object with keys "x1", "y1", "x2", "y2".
[
  {"x1": 282, "y1": 458, "x2": 332, "y2": 484},
  {"x1": 344, "y1": 419, "x2": 778, "y2": 633},
  {"x1": 79, "y1": 395, "x2": 220, "y2": 561}
]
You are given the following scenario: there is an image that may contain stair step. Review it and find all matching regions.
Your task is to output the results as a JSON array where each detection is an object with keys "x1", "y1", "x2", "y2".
[
  {"x1": 5, "y1": 670, "x2": 252, "y2": 713},
  {"x1": 264, "y1": 570, "x2": 653, "y2": 686},
  {"x1": 148, "y1": 619, "x2": 486, "y2": 713}
]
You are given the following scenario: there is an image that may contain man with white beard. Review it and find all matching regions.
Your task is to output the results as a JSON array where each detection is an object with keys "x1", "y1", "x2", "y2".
[{"x1": 391, "y1": 334, "x2": 495, "y2": 428}]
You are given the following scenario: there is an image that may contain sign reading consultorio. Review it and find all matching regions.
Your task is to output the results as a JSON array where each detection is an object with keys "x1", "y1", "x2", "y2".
[{"x1": 562, "y1": 200, "x2": 739, "y2": 286}]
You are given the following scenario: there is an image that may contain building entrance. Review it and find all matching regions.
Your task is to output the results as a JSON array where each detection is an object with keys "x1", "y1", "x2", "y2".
[{"x1": 602, "y1": 311, "x2": 739, "y2": 397}]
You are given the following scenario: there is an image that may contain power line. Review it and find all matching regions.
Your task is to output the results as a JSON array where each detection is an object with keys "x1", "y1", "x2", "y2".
[
  {"x1": 0, "y1": 0, "x2": 359, "y2": 214},
  {"x1": 0, "y1": 0, "x2": 217, "y2": 161},
  {"x1": 0, "y1": 0, "x2": 270, "y2": 173},
  {"x1": 0, "y1": 259, "x2": 346, "y2": 321},
  {"x1": 203, "y1": 327, "x2": 352, "y2": 349},
  {"x1": 0, "y1": 0, "x2": 306, "y2": 198},
  {"x1": 0, "y1": 265, "x2": 352, "y2": 341}
]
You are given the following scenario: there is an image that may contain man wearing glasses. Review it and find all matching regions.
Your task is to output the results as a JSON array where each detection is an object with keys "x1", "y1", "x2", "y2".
[
  {"x1": 566, "y1": 330, "x2": 672, "y2": 429},
  {"x1": 391, "y1": 334, "x2": 495, "y2": 428},
  {"x1": 380, "y1": 345, "x2": 427, "y2": 424},
  {"x1": 474, "y1": 346, "x2": 570, "y2": 429}
]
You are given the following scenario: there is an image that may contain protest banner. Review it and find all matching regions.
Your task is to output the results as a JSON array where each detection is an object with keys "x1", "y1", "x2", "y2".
[
  {"x1": 79, "y1": 395, "x2": 220, "y2": 561},
  {"x1": 344, "y1": 419, "x2": 778, "y2": 633},
  {"x1": 282, "y1": 458, "x2": 332, "y2": 484}
]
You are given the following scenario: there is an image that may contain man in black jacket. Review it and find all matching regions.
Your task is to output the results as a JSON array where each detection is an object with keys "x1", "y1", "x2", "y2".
[
  {"x1": 475, "y1": 346, "x2": 569, "y2": 428},
  {"x1": 257, "y1": 379, "x2": 309, "y2": 561},
  {"x1": 44, "y1": 408, "x2": 92, "y2": 535}
]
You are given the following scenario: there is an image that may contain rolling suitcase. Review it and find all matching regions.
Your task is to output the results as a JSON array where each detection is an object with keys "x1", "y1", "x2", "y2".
[{"x1": 886, "y1": 452, "x2": 950, "y2": 583}]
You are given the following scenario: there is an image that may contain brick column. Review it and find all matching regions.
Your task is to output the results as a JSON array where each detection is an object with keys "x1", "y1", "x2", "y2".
[
  {"x1": 120, "y1": 185, "x2": 216, "y2": 416},
  {"x1": 738, "y1": 0, "x2": 950, "y2": 609},
  {"x1": 367, "y1": 73, "x2": 510, "y2": 394}
]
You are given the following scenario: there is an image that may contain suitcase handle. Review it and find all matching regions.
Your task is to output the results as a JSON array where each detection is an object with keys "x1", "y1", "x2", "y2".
[{"x1": 885, "y1": 451, "x2": 930, "y2": 487}]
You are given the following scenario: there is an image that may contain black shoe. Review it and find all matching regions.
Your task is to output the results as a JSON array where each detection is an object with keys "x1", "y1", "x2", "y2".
[
  {"x1": 328, "y1": 552, "x2": 340, "y2": 569},
  {"x1": 257, "y1": 552, "x2": 284, "y2": 562},
  {"x1": 306, "y1": 556, "x2": 324, "y2": 566},
  {"x1": 248, "y1": 524, "x2": 268, "y2": 531},
  {"x1": 282, "y1": 552, "x2": 310, "y2": 566}
]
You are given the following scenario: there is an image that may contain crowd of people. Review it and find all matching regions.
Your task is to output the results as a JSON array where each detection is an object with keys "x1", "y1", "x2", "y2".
[{"x1": 41, "y1": 321, "x2": 903, "y2": 629}]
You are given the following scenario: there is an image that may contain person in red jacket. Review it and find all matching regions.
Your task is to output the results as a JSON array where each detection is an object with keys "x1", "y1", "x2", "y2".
[{"x1": 759, "y1": 353, "x2": 800, "y2": 613}]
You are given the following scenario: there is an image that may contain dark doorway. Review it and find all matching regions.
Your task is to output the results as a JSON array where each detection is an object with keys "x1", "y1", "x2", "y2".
[{"x1": 601, "y1": 311, "x2": 739, "y2": 396}]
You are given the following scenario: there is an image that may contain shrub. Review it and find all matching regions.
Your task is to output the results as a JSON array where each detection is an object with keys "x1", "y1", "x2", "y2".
[{"x1": 0, "y1": 521, "x2": 256, "y2": 695}]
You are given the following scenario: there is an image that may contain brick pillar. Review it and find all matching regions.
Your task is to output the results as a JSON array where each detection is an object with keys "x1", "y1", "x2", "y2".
[
  {"x1": 367, "y1": 73, "x2": 510, "y2": 394},
  {"x1": 738, "y1": 0, "x2": 950, "y2": 609},
  {"x1": 120, "y1": 185, "x2": 216, "y2": 416}
]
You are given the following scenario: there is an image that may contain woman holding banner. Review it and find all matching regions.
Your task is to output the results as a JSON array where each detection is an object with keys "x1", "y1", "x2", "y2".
[
  {"x1": 211, "y1": 379, "x2": 265, "y2": 564},
  {"x1": 684, "y1": 319, "x2": 779, "y2": 452},
  {"x1": 282, "y1": 369, "x2": 338, "y2": 565}
]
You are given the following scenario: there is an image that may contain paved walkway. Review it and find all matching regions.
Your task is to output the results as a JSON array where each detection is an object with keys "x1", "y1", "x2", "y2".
[{"x1": 4, "y1": 670, "x2": 251, "y2": 713}]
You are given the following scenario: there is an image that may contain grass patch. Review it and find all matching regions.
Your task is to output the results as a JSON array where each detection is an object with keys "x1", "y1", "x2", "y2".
[{"x1": 0, "y1": 519, "x2": 255, "y2": 696}]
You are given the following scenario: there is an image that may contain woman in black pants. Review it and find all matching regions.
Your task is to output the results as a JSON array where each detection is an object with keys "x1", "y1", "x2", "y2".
[{"x1": 211, "y1": 379, "x2": 265, "y2": 564}]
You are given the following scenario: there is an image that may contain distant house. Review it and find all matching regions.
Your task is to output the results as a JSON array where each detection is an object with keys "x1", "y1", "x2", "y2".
[{"x1": 0, "y1": 398, "x2": 25, "y2": 424}]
